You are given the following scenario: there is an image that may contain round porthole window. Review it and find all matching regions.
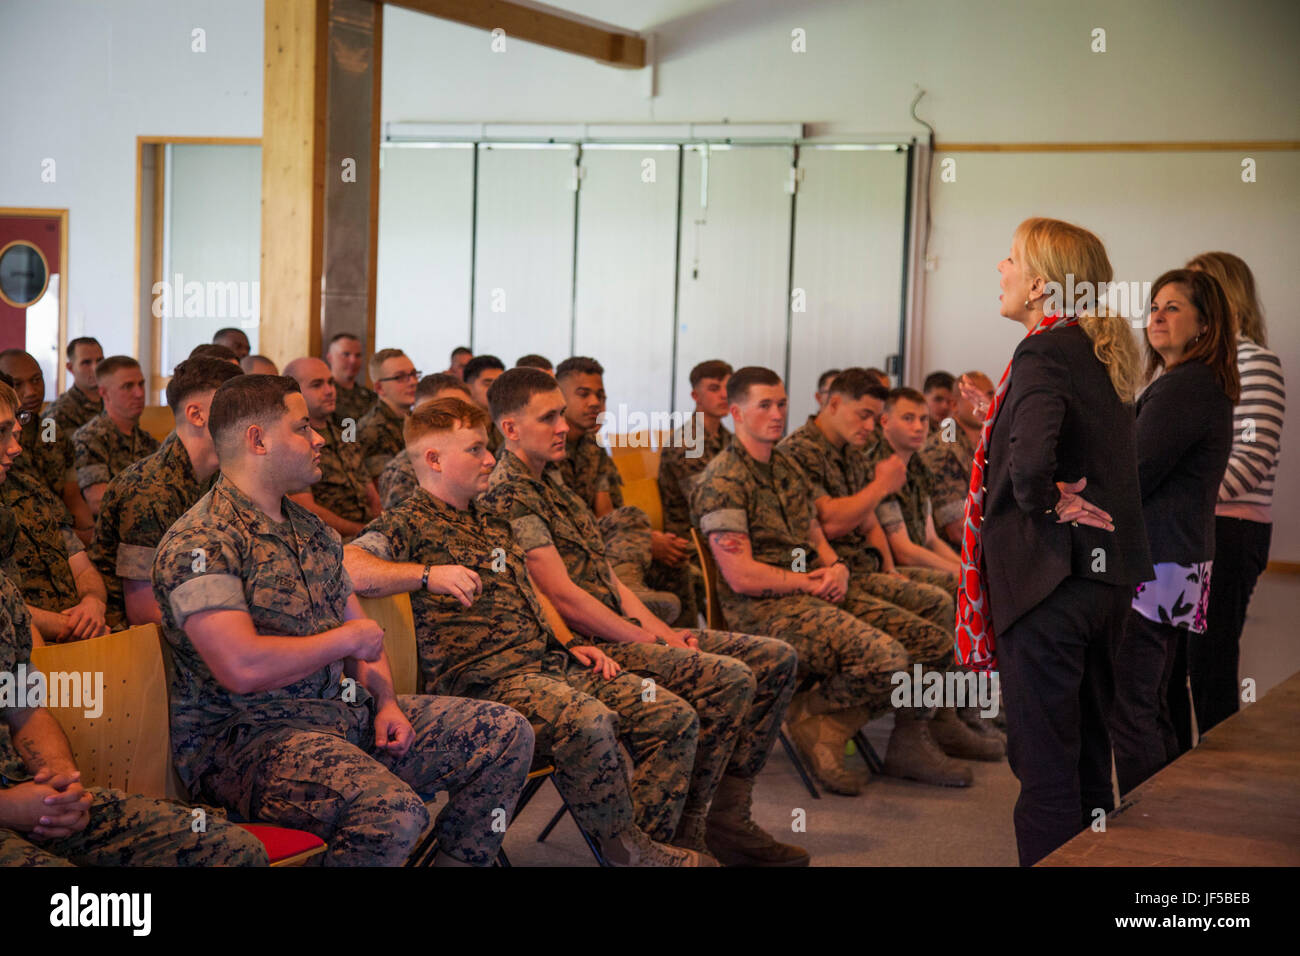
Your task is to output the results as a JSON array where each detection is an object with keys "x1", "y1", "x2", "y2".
[{"x1": 0, "y1": 240, "x2": 50, "y2": 309}]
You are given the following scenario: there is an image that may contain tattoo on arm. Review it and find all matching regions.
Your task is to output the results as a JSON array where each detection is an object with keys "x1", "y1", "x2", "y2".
[{"x1": 710, "y1": 532, "x2": 747, "y2": 555}]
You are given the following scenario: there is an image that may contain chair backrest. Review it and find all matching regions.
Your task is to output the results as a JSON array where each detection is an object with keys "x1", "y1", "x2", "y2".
[
  {"x1": 357, "y1": 593, "x2": 421, "y2": 696},
  {"x1": 529, "y1": 579, "x2": 577, "y2": 647},
  {"x1": 622, "y1": 477, "x2": 664, "y2": 532},
  {"x1": 139, "y1": 405, "x2": 174, "y2": 443},
  {"x1": 690, "y1": 527, "x2": 727, "y2": 631},
  {"x1": 31, "y1": 624, "x2": 176, "y2": 800},
  {"x1": 610, "y1": 436, "x2": 662, "y2": 485}
]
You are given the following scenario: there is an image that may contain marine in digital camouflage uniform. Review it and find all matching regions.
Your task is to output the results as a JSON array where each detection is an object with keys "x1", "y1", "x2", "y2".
[
  {"x1": 48, "y1": 384, "x2": 103, "y2": 439},
  {"x1": 483, "y1": 447, "x2": 798, "y2": 842},
  {"x1": 350, "y1": 487, "x2": 700, "y2": 845},
  {"x1": 378, "y1": 448, "x2": 418, "y2": 511},
  {"x1": 333, "y1": 380, "x2": 377, "y2": 426},
  {"x1": 0, "y1": 567, "x2": 266, "y2": 867},
  {"x1": 659, "y1": 420, "x2": 730, "y2": 539},
  {"x1": 72, "y1": 411, "x2": 160, "y2": 493},
  {"x1": 153, "y1": 473, "x2": 532, "y2": 865},
  {"x1": 357, "y1": 400, "x2": 405, "y2": 480},
  {"x1": 307, "y1": 416, "x2": 372, "y2": 524},
  {"x1": 919, "y1": 422, "x2": 976, "y2": 547},
  {"x1": 91, "y1": 432, "x2": 215, "y2": 630},
  {"x1": 0, "y1": 466, "x2": 83, "y2": 615},
  {"x1": 13, "y1": 410, "x2": 76, "y2": 497}
]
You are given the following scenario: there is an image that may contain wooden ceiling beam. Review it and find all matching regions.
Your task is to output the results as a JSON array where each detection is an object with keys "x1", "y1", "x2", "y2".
[{"x1": 382, "y1": 0, "x2": 645, "y2": 68}]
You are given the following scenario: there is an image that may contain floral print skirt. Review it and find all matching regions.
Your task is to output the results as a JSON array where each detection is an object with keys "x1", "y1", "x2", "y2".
[{"x1": 1132, "y1": 561, "x2": 1213, "y2": 633}]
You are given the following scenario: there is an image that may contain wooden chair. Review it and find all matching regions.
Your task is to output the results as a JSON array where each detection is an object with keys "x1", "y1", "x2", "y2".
[
  {"x1": 621, "y1": 477, "x2": 664, "y2": 532},
  {"x1": 689, "y1": 528, "x2": 823, "y2": 799},
  {"x1": 31, "y1": 625, "x2": 326, "y2": 866},
  {"x1": 610, "y1": 434, "x2": 662, "y2": 485},
  {"x1": 139, "y1": 405, "x2": 174, "y2": 443}
]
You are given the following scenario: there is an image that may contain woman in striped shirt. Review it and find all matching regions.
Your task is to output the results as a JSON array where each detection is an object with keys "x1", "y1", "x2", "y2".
[{"x1": 1186, "y1": 252, "x2": 1285, "y2": 735}]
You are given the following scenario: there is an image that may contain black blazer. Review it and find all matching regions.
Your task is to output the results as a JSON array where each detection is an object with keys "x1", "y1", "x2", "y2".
[
  {"x1": 1134, "y1": 361, "x2": 1234, "y2": 564},
  {"x1": 982, "y1": 323, "x2": 1153, "y2": 634}
]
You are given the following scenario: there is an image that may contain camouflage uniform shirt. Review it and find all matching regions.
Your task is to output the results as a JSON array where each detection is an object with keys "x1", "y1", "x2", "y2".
[
  {"x1": 152, "y1": 474, "x2": 369, "y2": 792},
  {"x1": 0, "y1": 568, "x2": 36, "y2": 784},
  {"x1": 352, "y1": 488, "x2": 570, "y2": 696},
  {"x1": 357, "y1": 401, "x2": 406, "y2": 480},
  {"x1": 691, "y1": 441, "x2": 820, "y2": 600},
  {"x1": 309, "y1": 417, "x2": 371, "y2": 522},
  {"x1": 49, "y1": 386, "x2": 103, "y2": 438},
  {"x1": 558, "y1": 429, "x2": 623, "y2": 511},
  {"x1": 0, "y1": 466, "x2": 82, "y2": 612},
  {"x1": 13, "y1": 411, "x2": 75, "y2": 495},
  {"x1": 378, "y1": 449, "x2": 418, "y2": 511},
  {"x1": 919, "y1": 424, "x2": 976, "y2": 533},
  {"x1": 658, "y1": 421, "x2": 729, "y2": 537},
  {"x1": 91, "y1": 433, "x2": 214, "y2": 628},
  {"x1": 481, "y1": 449, "x2": 625, "y2": 618},
  {"x1": 778, "y1": 419, "x2": 883, "y2": 574},
  {"x1": 865, "y1": 438, "x2": 934, "y2": 548},
  {"x1": 73, "y1": 413, "x2": 160, "y2": 491},
  {"x1": 334, "y1": 381, "x2": 377, "y2": 426}
]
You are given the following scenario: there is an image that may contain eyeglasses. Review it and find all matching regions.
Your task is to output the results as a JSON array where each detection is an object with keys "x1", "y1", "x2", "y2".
[
  {"x1": 17, "y1": 410, "x2": 32, "y2": 426},
  {"x1": 377, "y1": 370, "x2": 421, "y2": 384}
]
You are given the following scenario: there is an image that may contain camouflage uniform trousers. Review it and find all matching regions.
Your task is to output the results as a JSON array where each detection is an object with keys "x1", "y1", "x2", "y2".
[
  {"x1": 480, "y1": 657, "x2": 699, "y2": 843},
  {"x1": 0, "y1": 788, "x2": 267, "y2": 866},
  {"x1": 722, "y1": 591, "x2": 910, "y2": 717},
  {"x1": 597, "y1": 630, "x2": 797, "y2": 836},
  {"x1": 194, "y1": 695, "x2": 533, "y2": 866},
  {"x1": 599, "y1": 505, "x2": 699, "y2": 626}
]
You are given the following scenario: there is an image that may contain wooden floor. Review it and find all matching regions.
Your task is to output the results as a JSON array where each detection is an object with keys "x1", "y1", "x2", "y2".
[{"x1": 1041, "y1": 669, "x2": 1300, "y2": 866}]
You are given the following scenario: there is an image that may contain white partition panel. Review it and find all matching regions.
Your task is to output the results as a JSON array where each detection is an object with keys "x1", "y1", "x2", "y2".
[
  {"x1": 375, "y1": 144, "x2": 474, "y2": 376},
  {"x1": 787, "y1": 146, "x2": 909, "y2": 424},
  {"x1": 162, "y1": 144, "x2": 261, "y2": 374},
  {"x1": 573, "y1": 145, "x2": 680, "y2": 428},
  {"x1": 472, "y1": 144, "x2": 577, "y2": 364},
  {"x1": 673, "y1": 145, "x2": 795, "y2": 414}
]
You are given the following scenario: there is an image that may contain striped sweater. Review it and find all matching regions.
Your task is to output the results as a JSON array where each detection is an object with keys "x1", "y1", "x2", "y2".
[{"x1": 1217, "y1": 338, "x2": 1285, "y2": 523}]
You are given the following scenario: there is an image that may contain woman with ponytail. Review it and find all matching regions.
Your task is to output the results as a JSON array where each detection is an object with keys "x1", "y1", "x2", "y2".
[{"x1": 955, "y1": 217, "x2": 1152, "y2": 866}]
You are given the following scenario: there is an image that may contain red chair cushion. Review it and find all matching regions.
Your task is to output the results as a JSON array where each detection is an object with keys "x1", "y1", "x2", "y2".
[{"x1": 237, "y1": 823, "x2": 326, "y2": 863}]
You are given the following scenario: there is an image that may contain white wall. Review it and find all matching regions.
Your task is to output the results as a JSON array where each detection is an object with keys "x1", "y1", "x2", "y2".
[{"x1": 0, "y1": 0, "x2": 262, "y2": 362}]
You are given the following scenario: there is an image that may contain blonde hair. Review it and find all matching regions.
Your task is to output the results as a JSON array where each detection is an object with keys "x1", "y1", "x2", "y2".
[
  {"x1": 1186, "y1": 251, "x2": 1266, "y2": 347},
  {"x1": 1014, "y1": 217, "x2": 1142, "y2": 404}
]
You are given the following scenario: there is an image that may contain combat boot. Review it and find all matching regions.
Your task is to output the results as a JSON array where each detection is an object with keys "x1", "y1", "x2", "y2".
[
  {"x1": 958, "y1": 704, "x2": 1007, "y2": 744},
  {"x1": 788, "y1": 709, "x2": 866, "y2": 795},
  {"x1": 705, "y1": 774, "x2": 810, "y2": 867},
  {"x1": 882, "y1": 709, "x2": 974, "y2": 787},
  {"x1": 603, "y1": 826, "x2": 718, "y2": 867},
  {"x1": 670, "y1": 806, "x2": 711, "y2": 854}
]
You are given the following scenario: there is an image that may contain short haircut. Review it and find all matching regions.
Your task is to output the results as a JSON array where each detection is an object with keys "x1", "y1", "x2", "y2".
[
  {"x1": 689, "y1": 360, "x2": 733, "y2": 389},
  {"x1": 208, "y1": 375, "x2": 302, "y2": 451},
  {"x1": 369, "y1": 348, "x2": 407, "y2": 382},
  {"x1": 166, "y1": 357, "x2": 245, "y2": 410},
  {"x1": 817, "y1": 368, "x2": 841, "y2": 392},
  {"x1": 405, "y1": 396, "x2": 490, "y2": 448},
  {"x1": 213, "y1": 327, "x2": 248, "y2": 343},
  {"x1": 240, "y1": 354, "x2": 278, "y2": 374},
  {"x1": 66, "y1": 336, "x2": 102, "y2": 360},
  {"x1": 0, "y1": 349, "x2": 33, "y2": 367},
  {"x1": 827, "y1": 367, "x2": 889, "y2": 402},
  {"x1": 515, "y1": 354, "x2": 553, "y2": 371},
  {"x1": 555, "y1": 356, "x2": 603, "y2": 382},
  {"x1": 0, "y1": 379, "x2": 18, "y2": 414},
  {"x1": 190, "y1": 343, "x2": 240, "y2": 363},
  {"x1": 95, "y1": 355, "x2": 141, "y2": 381},
  {"x1": 883, "y1": 386, "x2": 927, "y2": 413},
  {"x1": 416, "y1": 372, "x2": 471, "y2": 402},
  {"x1": 450, "y1": 346, "x2": 472, "y2": 361},
  {"x1": 923, "y1": 370, "x2": 956, "y2": 393},
  {"x1": 488, "y1": 367, "x2": 561, "y2": 422},
  {"x1": 726, "y1": 366, "x2": 782, "y2": 405},
  {"x1": 463, "y1": 354, "x2": 505, "y2": 385},
  {"x1": 328, "y1": 331, "x2": 361, "y2": 348},
  {"x1": 863, "y1": 367, "x2": 890, "y2": 386}
]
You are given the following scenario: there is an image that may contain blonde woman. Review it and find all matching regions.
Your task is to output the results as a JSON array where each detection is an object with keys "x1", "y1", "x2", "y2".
[
  {"x1": 1186, "y1": 252, "x2": 1285, "y2": 736},
  {"x1": 955, "y1": 217, "x2": 1152, "y2": 866}
]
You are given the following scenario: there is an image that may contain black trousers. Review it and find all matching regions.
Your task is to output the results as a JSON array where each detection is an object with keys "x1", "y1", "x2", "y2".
[
  {"x1": 1111, "y1": 610, "x2": 1184, "y2": 796},
  {"x1": 998, "y1": 575, "x2": 1130, "y2": 867},
  {"x1": 1166, "y1": 629, "x2": 1193, "y2": 757},
  {"x1": 1193, "y1": 517, "x2": 1272, "y2": 735}
]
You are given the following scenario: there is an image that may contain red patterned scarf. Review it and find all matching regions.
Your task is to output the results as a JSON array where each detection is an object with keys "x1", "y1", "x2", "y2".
[{"x1": 955, "y1": 313, "x2": 1078, "y2": 669}]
